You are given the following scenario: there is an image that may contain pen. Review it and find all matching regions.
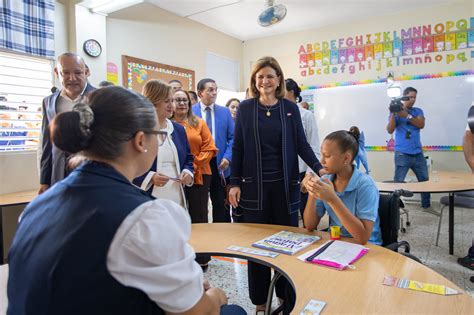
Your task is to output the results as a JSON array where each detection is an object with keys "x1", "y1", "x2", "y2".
[{"x1": 306, "y1": 240, "x2": 335, "y2": 262}]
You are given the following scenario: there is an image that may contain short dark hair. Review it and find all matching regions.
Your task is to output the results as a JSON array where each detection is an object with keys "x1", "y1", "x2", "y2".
[
  {"x1": 98, "y1": 81, "x2": 114, "y2": 88},
  {"x1": 51, "y1": 86, "x2": 156, "y2": 159},
  {"x1": 169, "y1": 79, "x2": 182, "y2": 85},
  {"x1": 188, "y1": 90, "x2": 198, "y2": 102},
  {"x1": 197, "y1": 78, "x2": 216, "y2": 92},
  {"x1": 226, "y1": 98, "x2": 240, "y2": 107},
  {"x1": 325, "y1": 130, "x2": 360, "y2": 162},
  {"x1": 403, "y1": 87, "x2": 417, "y2": 95},
  {"x1": 285, "y1": 78, "x2": 302, "y2": 103}
]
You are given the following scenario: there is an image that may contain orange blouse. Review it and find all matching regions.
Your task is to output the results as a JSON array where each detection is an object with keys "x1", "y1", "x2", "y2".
[{"x1": 175, "y1": 117, "x2": 218, "y2": 185}]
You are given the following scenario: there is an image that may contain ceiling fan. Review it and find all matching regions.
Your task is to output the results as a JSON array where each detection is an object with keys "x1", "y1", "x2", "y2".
[{"x1": 257, "y1": 0, "x2": 287, "y2": 27}]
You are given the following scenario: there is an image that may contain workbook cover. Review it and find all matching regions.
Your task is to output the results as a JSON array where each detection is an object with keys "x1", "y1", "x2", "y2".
[{"x1": 252, "y1": 231, "x2": 321, "y2": 255}]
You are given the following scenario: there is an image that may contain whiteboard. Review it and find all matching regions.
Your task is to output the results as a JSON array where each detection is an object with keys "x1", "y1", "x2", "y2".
[{"x1": 311, "y1": 75, "x2": 474, "y2": 147}]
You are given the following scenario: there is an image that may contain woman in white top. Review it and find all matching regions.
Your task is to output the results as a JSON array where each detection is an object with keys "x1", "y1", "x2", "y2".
[
  {"x1": 7, "y1": 86, "x2": 245, "y2": 314},
  {"x1": 134, "y1": 80, "x2": 194, "y2": 209}
]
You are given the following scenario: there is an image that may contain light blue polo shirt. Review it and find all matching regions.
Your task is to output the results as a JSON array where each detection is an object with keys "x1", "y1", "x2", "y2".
[
  {"x1": 392, "y1": 107, "x2": 424, "y2": 154},
  {"x1": 316, "y1": 168, "x2": 382, "y2": 245}
]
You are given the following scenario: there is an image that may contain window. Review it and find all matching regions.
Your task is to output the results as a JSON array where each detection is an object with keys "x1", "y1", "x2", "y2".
[{"x1": 0, "y1": 51, "x2": 53, "y2": 152}]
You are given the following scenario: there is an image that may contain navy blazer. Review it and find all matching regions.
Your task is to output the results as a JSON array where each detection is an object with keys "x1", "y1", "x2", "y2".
[
  {"x1": 133, "y1": 121, "x2": 194, "y2": 190},
  {"x1": 192, "y1": 103, "x2": 234, "y2": 178},
  {"x1": 230, "y1": 98, "x2": 323, "y2": 214},
  {"x1": 40, "y1": 83, "x2": 96, "y2": 186}
]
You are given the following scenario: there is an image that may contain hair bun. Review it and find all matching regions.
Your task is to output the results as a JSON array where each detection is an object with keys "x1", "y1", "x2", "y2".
[{"x1": 72, "y1": 103, "x2": 94, "y2": 138}]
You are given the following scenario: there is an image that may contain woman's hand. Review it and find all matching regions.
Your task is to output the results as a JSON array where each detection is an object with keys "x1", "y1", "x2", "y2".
[
  {"x1": 152, "y1": 173, "x2": 170, "y2": 187},
  {"x1": 179, "y1": 172, "x2": 193, "y2": 186},
  {"x1": 228, "y1": 187, "x2": 241, "y2": 208}
]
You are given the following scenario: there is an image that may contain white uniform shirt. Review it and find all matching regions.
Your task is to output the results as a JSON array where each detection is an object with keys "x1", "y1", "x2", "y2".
[
  {"x1": 298, "y1": 105, "x2": 321, "y2": 173},
  {"x1": 107, "y1": 199, "x2": 204, "y2": 313}
]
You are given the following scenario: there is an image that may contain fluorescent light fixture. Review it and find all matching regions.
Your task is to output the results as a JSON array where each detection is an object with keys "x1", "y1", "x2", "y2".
[{"x1": 91, "y1": 0, "x2": 143, "y2": 14}]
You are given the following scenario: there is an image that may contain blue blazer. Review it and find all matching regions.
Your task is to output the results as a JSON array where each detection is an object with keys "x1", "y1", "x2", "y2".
[
  {"x1": 192, "y1": 103, "x2": 234, "y2": 178},
  {"x1": 230, "y1": 98, "x2": 323, "y2": 213},
  {"x1": 133, "y1": 121, "x2": 194, "y2": 190}
]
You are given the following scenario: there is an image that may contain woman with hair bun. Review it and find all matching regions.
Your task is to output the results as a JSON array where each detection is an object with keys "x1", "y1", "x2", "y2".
[
  {"x1": 7, "y1": 86, "x2": 245, "y2": 315},
  {"x1": 303, "y1": 129, "x2": 382, "y2": 245}
]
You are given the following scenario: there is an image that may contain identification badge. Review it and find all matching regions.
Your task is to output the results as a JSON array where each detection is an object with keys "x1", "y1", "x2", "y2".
[{"x1": 405, "y1": 130, "x2": 411, "y2": 139}]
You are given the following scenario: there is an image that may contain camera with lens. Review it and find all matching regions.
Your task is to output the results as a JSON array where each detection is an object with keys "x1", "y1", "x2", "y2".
[{"x1": 389, "y1": 96, "x2": 409, "y2": 113}]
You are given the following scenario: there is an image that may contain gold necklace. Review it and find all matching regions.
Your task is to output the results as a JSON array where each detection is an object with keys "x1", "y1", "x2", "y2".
[{"x1": 260, "y1": 99, "x2": 277, "y2": 117}]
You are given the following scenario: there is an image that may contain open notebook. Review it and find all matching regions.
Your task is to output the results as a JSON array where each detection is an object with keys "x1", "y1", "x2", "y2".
[{"x1": 298, "y1": 240, "x2": 369, "y2": 270}]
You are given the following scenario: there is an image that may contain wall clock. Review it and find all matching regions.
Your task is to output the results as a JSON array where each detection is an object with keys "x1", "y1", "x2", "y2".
[{"x1": 83, "y1": 39, "x2": 102, "y2": 57}]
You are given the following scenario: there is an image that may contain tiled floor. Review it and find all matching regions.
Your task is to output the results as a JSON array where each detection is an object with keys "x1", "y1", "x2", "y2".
[{"x1": 204, "y1": 201, "x2": 474, "y2": 314}]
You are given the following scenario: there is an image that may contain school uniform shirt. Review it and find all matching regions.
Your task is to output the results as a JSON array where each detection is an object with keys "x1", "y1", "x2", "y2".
[
  {"x1": 107, "y1": 198, "x2": 204, "y2": 313},
  {"x1": 315, "y1": 168, "x2": 382, "y2": 245},
  {"x1": 7, "y1": 161, "x2": 203, "y2": 314}
]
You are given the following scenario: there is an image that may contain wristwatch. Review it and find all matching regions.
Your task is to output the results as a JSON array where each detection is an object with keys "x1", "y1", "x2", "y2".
[{"x1": 407, "y1": 114, "x2": 413, "y2": 120}]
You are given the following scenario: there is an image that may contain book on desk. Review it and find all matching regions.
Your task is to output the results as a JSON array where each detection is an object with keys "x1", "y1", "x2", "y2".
[{"x1": 252, "y1": 231, "x2": 321, "y2": 255}]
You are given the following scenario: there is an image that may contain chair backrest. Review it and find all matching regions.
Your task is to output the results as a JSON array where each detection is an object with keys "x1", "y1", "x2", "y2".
[{"x1": 378, "y1": 193, "x2": 402, "y2": 247}]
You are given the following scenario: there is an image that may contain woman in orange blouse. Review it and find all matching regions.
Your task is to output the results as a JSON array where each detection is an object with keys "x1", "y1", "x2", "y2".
[{"x1": 172, "y1": 90, "x2": 218, "y2": 223}]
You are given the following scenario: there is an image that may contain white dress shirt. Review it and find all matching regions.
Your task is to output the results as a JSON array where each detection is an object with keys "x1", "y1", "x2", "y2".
[
  {"x1": 199, "y1": 102, "x2": 216, "y2": 140},
  {"x1": 298, "y1": 105, "x2": 321, "y2": 173},
  {"x1": 107, "y1": 199, "x2": 204, "y2": 313}
]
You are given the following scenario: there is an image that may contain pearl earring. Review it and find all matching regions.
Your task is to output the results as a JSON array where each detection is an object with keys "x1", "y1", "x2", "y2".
[{"x1": 144, "y1": 149, "x2": 148, "y2": 153}]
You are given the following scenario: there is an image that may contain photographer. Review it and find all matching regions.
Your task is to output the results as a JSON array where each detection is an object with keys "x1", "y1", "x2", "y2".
[{"x1": 386, "y1": 87, "x2": 431, "y2": 209}]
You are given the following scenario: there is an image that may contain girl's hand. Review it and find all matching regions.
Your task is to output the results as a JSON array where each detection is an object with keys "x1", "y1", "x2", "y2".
[
  {"x1": 301, "y1": 173, "x2": 315, "y2": 193},
  {"x1": 304, "y1": 174, "x2": 320, "y2": 197},
  {"x1": 312, "y1": 177, "x2": 338, "y2": 204}
]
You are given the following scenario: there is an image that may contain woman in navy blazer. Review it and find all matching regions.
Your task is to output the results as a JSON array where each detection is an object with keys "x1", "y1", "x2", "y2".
[
  {"x1": 134, "y1": 80, "x2": 193, "y2": 209},
  {"x1": 228, "y1": 57, "x2": 323, "y2": 314}
]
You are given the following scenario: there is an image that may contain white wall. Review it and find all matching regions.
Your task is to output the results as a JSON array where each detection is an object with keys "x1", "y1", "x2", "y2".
[
  {"x1": 74, "y1": 4, "x2": 107, "y2": 87},
  {"x1": 242, "y1": 2, "x2": 473, "y2": 85},
  {"x1": 106, "y1": 2, "x2": 243, "y2": 90},
  {"x1": 242, "y1": 1, "x2": 473, "y2": 181}
]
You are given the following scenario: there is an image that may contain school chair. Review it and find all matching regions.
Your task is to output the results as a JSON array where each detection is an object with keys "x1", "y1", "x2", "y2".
[
  {"x1": 382, "y1": 180, "x2": 410, "y2": 233},
  {"x1": 378, "y1": 189, "x2": 421, "y2": 263},
  {"x1": 435, "y1": 192, "x2": 474, "y2": 246}
]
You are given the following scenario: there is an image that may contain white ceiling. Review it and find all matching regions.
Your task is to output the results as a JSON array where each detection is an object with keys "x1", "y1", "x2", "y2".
[{"x1": 91, "y1": 0, "x2": 460, "y2": 41}]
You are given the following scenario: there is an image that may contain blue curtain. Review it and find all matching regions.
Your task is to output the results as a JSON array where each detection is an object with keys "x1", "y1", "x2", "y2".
[{"x1": 0, "y1": 0, "x2": 55, "y2": 58}]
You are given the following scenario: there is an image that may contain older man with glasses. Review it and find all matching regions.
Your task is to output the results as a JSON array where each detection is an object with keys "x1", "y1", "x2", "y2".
[{"x1": 38, "y1": 52, "x2": 95, "y2": 194}]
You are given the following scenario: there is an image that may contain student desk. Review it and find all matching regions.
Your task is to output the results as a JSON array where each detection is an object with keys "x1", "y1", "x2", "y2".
[
  {"x1": 0, "y1": 190, "x2": 37, "y2": 262},
  {"x1": 190, "y1": 223, "x2": 474, "y2": 314},
  {"x1": 376, "y1": 171, "x2": 474, "y2": 255}
]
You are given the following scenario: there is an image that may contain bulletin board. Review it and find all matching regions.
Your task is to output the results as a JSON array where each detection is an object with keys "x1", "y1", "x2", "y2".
[{"x1": 121, "y1": 55, "x2": 195, "y2": 93}]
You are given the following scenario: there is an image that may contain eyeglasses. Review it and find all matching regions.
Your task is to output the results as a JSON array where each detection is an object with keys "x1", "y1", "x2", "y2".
[
  {"x1": 173, "y1": 98, "x2": 189, "y2": 103},
  {"x1": 146, "y1": 130, "x2": 168, "y2": 146},
  {"x1": 59, "y1": 70, "x2": 85, "y2": 78}
]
